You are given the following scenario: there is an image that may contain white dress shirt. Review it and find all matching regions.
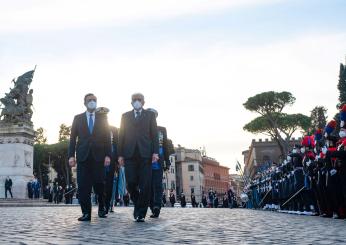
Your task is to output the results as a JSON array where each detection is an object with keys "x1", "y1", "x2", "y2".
[
  {"x1": 134, "y1": 109, "x2": 143, "y2": 118},
  {"x1": 86, "y1": 111, "x2": 95, "y2": 126}
]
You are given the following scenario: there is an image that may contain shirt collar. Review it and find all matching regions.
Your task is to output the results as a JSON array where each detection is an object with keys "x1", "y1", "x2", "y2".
[
  {"x1": 86, "y1": 111, "x2": 95, "y2": 117},
  {"x1": 134, "y1": 109, "x2": 143, "y2": 114}
]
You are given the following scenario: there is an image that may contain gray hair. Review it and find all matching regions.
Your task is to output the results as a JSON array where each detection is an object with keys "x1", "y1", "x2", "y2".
[{"x1": 131, "y1": 93, "x2": 145, "y2": 101}]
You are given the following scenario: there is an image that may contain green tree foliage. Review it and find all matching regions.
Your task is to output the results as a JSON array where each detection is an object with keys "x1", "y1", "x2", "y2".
[
  {"x1": 33, "y1": 144, "x2": 49, "y2": 188},
  {"x1": 33, "y1": 125, "x2": 72, "y2": 188},
  {"x1": 243, "y1": 91, "x2": 311, "y2": 157},
  {"x1": 35, "y1": 127, "x2": 47, "y2": 144},
  {"x1": 33, "y1": 127, "x2": 48, "y2": 188},
  {"x1": 58, "y1": 124, "x2": 71, "y2": 142},
  {"x1": 243, "y1": 91, "x2": 296, "y2": 115},
  {"x1": 334, "y1": 63, "x2": 346, "y2": 134},
  {"x1": 310, "y1": 106, "x2": 327, "y2": 130},
  {"x1": 337, "y1": 63, "x2": 346, "y2": 107},
  {"x1": 47, "y1": 141, "x2": 71, "y2": 186},
  {"x1": 167, "y1": 139, "x2": 175, "y2": 156}
]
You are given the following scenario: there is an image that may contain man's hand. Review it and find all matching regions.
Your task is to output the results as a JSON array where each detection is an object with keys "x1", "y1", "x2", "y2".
[
  {"x1": 69, "y1": 157, "x2": 76, "y2": 167},
  {"x1": 152, "y1": 153, "x2": 159, "y2": 163},
  {"x1": 118, "y1": 156, "x2": 124, "y2": 166},
  {"x1": 104, "y1": 156, "x2": 111, "y2": 167}
]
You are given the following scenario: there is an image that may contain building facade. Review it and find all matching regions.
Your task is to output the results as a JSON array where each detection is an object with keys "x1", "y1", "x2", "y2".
[
  {"x1": 242, "y1": 138, "x2": 301, "y2": 179},
  {"x1": 163, "y1": 154, "x2": 177, "y2": 197},
  {"x1": 175, "y1": 146, "x2": 204, "y2": 202},
  {"x1": 202, "y1": 157, "x2": 229, "y2": 198}
]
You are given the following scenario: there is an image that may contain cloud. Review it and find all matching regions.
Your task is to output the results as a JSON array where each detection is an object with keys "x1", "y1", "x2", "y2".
[
  {"x1": 0, "y1": 1, "x2": 344, "y2": 172},
  {"x1": 0, "y1": 0, "x2": 282, "y2": 32},
  {"x1": 7, "y1": 32, "x2": 339, "y2": 171}
]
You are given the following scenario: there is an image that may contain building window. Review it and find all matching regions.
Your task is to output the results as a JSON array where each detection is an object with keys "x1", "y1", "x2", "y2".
[
  {"x1": 191, "y1": 187, "x2": 195, "y2": 194},
  {"x1": 171, "y1": 168, "x2": 175, "y2": 174},
  {"x1": 188, "y1": 165, "x2": 194, "y2": 171},
  {"x1": 214, "y1": 173, "x2": 220, "y2": 180},
  {"x1": 190, "y1": 176, "x2": 194, "y2": 181},
  {"x1": 199, "y1": 166, "x2": 204, "y2": 174}
]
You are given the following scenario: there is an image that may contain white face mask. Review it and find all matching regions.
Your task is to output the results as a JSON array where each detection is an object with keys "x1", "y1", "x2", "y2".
[
  {"x1": 300, "y1": 147, "x2": 306, "y2": 154},
  {"x1": 292, "y1": 149, "x2": 297, "y2": 154},
  {"x1": 287, "y1": 156, "x2": 292, "y2": 161},
  {"x1": 339, "y1": 131, "x2": 346, "y2": 138},
  {"x1": 87, "y1": 101, "x2": 97, "y2": 110},
  {"x1": 132, "y1": 101, "x2": 143, "y2": 111}
]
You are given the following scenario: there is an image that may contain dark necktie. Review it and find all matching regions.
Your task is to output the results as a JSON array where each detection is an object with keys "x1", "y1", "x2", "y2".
[
  {"x1": 88, "y1": 114, "x2": 94, "y2": 134},
  {"x1": 135, "y1": 111, "x2": 141, "y2": 120}
]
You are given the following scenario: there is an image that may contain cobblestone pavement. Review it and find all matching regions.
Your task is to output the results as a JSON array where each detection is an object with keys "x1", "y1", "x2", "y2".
[{"x1": 1, "y1": 206, "x2": 346, "y2": 245}]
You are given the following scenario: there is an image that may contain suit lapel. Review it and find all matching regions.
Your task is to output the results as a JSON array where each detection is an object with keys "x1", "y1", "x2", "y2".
[
  {"x1": 81, "y1": 113, "x2": 90, "y2": 136},
  {"x1": 92, "y1": 113, "x2": 100, "y2": 136},
  {"x1": 138, "y1": 109, "x2": 146, "y2": 123}
]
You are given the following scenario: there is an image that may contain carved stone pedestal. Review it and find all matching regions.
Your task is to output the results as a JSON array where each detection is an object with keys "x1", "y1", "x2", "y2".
[{"x1": 0, "y1": 123, "x2": 35, "y2": 199}]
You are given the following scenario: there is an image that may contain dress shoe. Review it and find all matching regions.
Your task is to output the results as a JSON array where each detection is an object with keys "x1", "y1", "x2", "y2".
[
  {"x1": 78, "y1": 214, "x2": 91, "y2": 221},
  {"x1": 150, "y1": 207, "x2": 160, "y2": 218},
  {"x1": 136, "y1": 216, "x2": 145, "y2": 222},
  {"x1": 98, "y1": 210, "x2": 107, "y2": 218},
  {"x1": 133, "y1": 208, "x2": 139, "y2": 220}
]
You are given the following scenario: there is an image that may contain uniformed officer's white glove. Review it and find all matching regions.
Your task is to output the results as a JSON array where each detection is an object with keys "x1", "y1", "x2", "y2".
[{"x1": 330, "y1": 169, "x2": 337, "y2": 176}]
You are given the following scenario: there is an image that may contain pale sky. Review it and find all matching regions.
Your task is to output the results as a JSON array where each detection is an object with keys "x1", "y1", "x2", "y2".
[{"x1": 0, "y1": 0, "x2": 345, "y2": 173}]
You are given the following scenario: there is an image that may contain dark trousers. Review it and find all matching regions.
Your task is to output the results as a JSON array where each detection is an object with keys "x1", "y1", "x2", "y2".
[
  {"x1": 5, "y1": 188, "x2": 13, "y2": 198},
  {"x1": 77, "y1": 153, "x2": 105, "y2": 215},
  {"x1": 150, "y1": 168, "x2": 163, "y2": 213},
  {"x1": 104, "y1": 164, "x2": 115, "y2": 212},
  {"x1": 125, "y1": 156, "x2": 152, "y2": 219}
]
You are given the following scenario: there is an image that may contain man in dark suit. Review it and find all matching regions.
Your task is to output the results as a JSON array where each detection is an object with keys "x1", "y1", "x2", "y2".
[
  {"x1": 147, "y1": 108, "x2": 171, "y2": 218},
  {"x1": 118, "y1": 93, "x2": 159, "y2": 222},
  {"x1": 5, "y1": 176, "x2": 13, "y2": 199},
  {"x1": 68, "y1": 93, "x2": 112, "y2": 221}
]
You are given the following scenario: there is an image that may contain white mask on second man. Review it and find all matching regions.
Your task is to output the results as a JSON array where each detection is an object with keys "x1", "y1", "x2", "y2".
[{"x1": 132, "y1": 101, "x2": 143, "y2": 111}]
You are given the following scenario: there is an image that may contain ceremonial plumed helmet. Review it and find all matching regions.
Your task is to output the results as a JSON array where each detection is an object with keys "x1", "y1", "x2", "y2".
[
  {"x1": 324, "y1": 119, "x2": 337, "y2": 137},
  {"x1": 96, "y1": 107, "x2": 110, "y2": 114},
  {"x1": 147, "y1": 108, "x2": 158, "y2": 118}
]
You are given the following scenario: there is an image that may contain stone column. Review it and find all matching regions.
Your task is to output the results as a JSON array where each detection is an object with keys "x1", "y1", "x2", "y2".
[{"x1": 0, "y1": 123, "x2": 35, "y2": 199}]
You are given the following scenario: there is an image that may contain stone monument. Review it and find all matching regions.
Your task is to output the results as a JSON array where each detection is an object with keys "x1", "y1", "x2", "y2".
[{"x1": 0, "y1": 69, "x2": 36, "y2": 198}]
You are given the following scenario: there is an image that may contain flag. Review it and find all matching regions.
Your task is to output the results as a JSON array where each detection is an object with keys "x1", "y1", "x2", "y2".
[{"x1": 236, "y1": 161, "x2": 241, "y2": 172}]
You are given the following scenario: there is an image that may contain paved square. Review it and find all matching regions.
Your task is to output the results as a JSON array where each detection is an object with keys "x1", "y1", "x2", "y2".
[{"x1": 1, "y1": 207, "x2": 346, "y2": 244}]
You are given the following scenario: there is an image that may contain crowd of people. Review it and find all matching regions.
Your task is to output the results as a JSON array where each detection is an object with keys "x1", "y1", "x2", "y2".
[
  {"x1": 27, "y1": 177, "x2": 41, "y2": 199},
  {"x1": 42, "y1": 183, "x2": 75, "y2": 204},
  {"x1": 164, "y1": 188, "x2": 237, "y2": 208},
  {"x1": 246, "y1": 105, "x2": 346, "y2": 219}
]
